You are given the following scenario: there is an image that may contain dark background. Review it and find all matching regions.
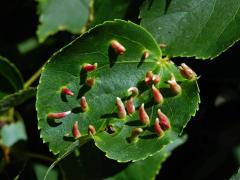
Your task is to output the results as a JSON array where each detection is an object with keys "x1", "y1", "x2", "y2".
[{"x1": 0, "y1": 0, "x2": 240, "y2": 179}]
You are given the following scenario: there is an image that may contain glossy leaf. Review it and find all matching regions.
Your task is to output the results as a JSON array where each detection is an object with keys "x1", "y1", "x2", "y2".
[
  {"x1": 36, "y1": 20, "x2": 199, "y2": 162},
  {"x1": 0, "y1": 88, "x2": 36, "y2": 113},
  {"x1": 140, "y1": 0, "x2": 240, "y2": 59},
  {"x1": 0, "y1": 56, "x2": 24, "y2": 95},
  {"x1": 36, "y1": 0, "x2": 90, "y2": 42}
]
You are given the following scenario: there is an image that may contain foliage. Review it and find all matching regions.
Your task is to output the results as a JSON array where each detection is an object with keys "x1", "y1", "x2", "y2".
[
  {"x1": 140, "y1": 0, "x2": 240, "y2": 59},
  {"x1": 0, "y1": 0, "x2": 239, "y2": 179}
]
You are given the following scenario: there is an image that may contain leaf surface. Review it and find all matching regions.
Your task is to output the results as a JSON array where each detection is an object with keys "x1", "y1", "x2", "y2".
[
  {"x1": 37, "y1": 0, "x2": 89, "y2": 42},
  {"x1": 36, "y1": 20, "x2": 199, "y2": 161},
  {"x1": 140, "y1": 0, "x2": 240, "y2": 59}
]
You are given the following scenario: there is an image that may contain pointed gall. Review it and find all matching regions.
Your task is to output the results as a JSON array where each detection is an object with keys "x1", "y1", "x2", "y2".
[
  {"x1": 88, "y1": 124, "x2": 96, "y2": 135},
  {"x1": 47, "y1": 111, "x2": 71, "y2": 119},
  {"x1": 116, "y1": 97, "x2": 126, "y2": 119},
  {"x1": 152, "y1": 85, "x2": 164, "y2": 104},
  {"x1": 80, "y1": 96, "x2": 88, "y2": 112},
  {"x1": 145, "y1": 71, "x2": 153, "y2": 85},
  {"x1": 85, "y1": 78, "x2": 95, "y2": 87},
  {"x1": 72, "y1": 121, "x2": 81, "y2": 139},
  {"x1": 129, "y1": 128, "x2": 143, "y2": 142},
  {"x1": 128, "y1": 87, "x2": 139, "y2": 96},
  {"x1": 179, "y1": 63, "x2": 196, "y2": 80},
  {"x1": 157, "y1": 109, "x2": 170, "y2": 130},
  {"x1": 154, "y1": 118, "x2": 164, "y2": 136},
  {"x1": 152, "y1": 75, "x2": 161, "y2": 84},
  {"x1": 143, "y1": 50, "x2": 150, "y2": 59},
  {"x1": 61, "y1": 87, "x2": 74, "y2": 96},
  {"x1": 82, "y1": 63, "x2": 97, "y2": 72},
  {"x1": 167, "y1": 74, "x2": 182, "y2": 95},
  {"x1": 139, "y1": 104, "x2": 150, "y2": 125},
  {"x1": 125, "y1": 97, "x2": 135, "y2": 114},
  {"x1": 159, "y1": 43, "x2": 167, "y2": 48},
  {"x1": 111, "y1": 40, "x2": 126, "y2": 55}
]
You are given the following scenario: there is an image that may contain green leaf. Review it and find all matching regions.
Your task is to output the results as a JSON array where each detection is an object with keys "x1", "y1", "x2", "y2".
[
  {"x1": 140, "y1": 0, "x2": 240, "y2": 59},
  {"x1": 0, "y1": 121, "x2": 27, "y2": 147},
  {"x1": 36, "y1": 20, "x2": 199, "y2": 161},
  {"x1": 94, "y1": 79, "x2": 198, "y2": 162},
  {"x1": 17, "y1": 37, "x2": 40, "y2": 55},
  {"x1": 0, "y1": 88, "x2": 36, "y2": 113},
  {"x1": 36, "y1": 0, "x2": 90, "y2": 43},
  {"x1": 0, "y1": 56, "x2": 24, "y2": 95},
  {"x1": 105, "y1": 136, "x2": 186, "y2": 180},
  {"x1": 91, "y1": 0, "x2": 131, "y2": 27}
]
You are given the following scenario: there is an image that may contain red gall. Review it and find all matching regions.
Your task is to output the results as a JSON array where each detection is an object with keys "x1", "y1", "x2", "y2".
[
  {"x1": 143, "y1": 50, "x2": 150, "y2": 59},
  {"x1": 116, "y1": 97, "x2": 126, "y2": 119},
  {"x1": 72, "y1": 121, "x2": 81, "y2": 139},
  {"x1": 152, "y1": 74, "x2": 161, "y2": 84},
  {"x1": 85, "y1": 78, "x2": 95, "y2": 87},
  {"x1": 61, "y1": 87, "x2": 74, "y2": 96},
  {"x1": 80, "y1": 96, "x2": 89, "y2": 112},
  {"x1": 125, "y1": 97, "x2": 135, "y2": 114},
  {"x1": 127, "y1": 87, "x2": 139, "y2": 96},
  {"x1": 145, "y1": 71, "x2": 154, "y2": 85},
  {"x1": 88, "y1": 124, "x2": 96, "y2": 135},
  {"x1": 152, "y1": 85, "x2": 164, "y2": 104},
  {"x1": 47, "y1": 111, "x2": 71, "y2": 119},
  {"x1": 157, "y1": 109, "x2": 170, "y2": 130},
  {"x1": 154, "y1": 118, "x2": 164, "y2": 136},
  {"x1": 111, "y1": 40, "x2": 126, "y2": 55},
  {"x1": 179, "y1": 63, "x2": 196, "y2": 80},
  {"x1": 82, "y1": 63, "x2": 98, "y2": 72},
  {"x1": 167, "y1": 74, "x2": 182, "y2": 95},
  {"x1": 139, "y1": 104, "x2": 150, "y2": 125}
]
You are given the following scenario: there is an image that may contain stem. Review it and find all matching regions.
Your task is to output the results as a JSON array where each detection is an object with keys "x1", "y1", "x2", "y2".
[
  {"x1": 11, "y1": 150, "x2": 66, "y2": 179},
  {"x1": 24, "y1": 62, "x2": 46, "y2": 89}
]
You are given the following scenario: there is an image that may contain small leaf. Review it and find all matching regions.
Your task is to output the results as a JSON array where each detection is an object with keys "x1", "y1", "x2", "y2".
[
  {"x1": 0, "y1": 88, "x2": 36, "y2": 113},
  {"x1": 0, "y1": 56, "x2": 24, "y2": 95},
  {"x1": 105, "y1": 136, "x2": 186, "y2": 180},
  {"x1": 36, "y1": 20, "x2": 199, "y2": 161},
  {"x1": 140, "y1": 0, "x2": 240, "y2": 59},
  {"x1": 36, "y1": 0, "x2": 90, "y2": 42},
  {"x1": 0, "y1": 121, "x2": 27, "y2": 147}
]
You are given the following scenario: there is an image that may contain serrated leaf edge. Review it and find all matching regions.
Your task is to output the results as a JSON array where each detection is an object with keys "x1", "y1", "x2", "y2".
[{"x1": 36, "y1": 19, "x2": 162, "y2": 156}]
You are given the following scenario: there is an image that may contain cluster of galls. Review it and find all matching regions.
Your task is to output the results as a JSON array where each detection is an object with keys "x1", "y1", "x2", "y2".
[
  {"x1": 115, "y1": 62, "x2": 197, "y2": 142},
  {"x1": 46, "y1": 40, "x2": 127, "y2": 139},
  {"x1": 47, "y1": 60, "x2": 98, "y2": 139},
  {"x1": 115, "y1": 74, "x2": 171, "y2": 141},
  {"x1": 46, "y1": 39, "x2": 197, "y2": 141}
]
